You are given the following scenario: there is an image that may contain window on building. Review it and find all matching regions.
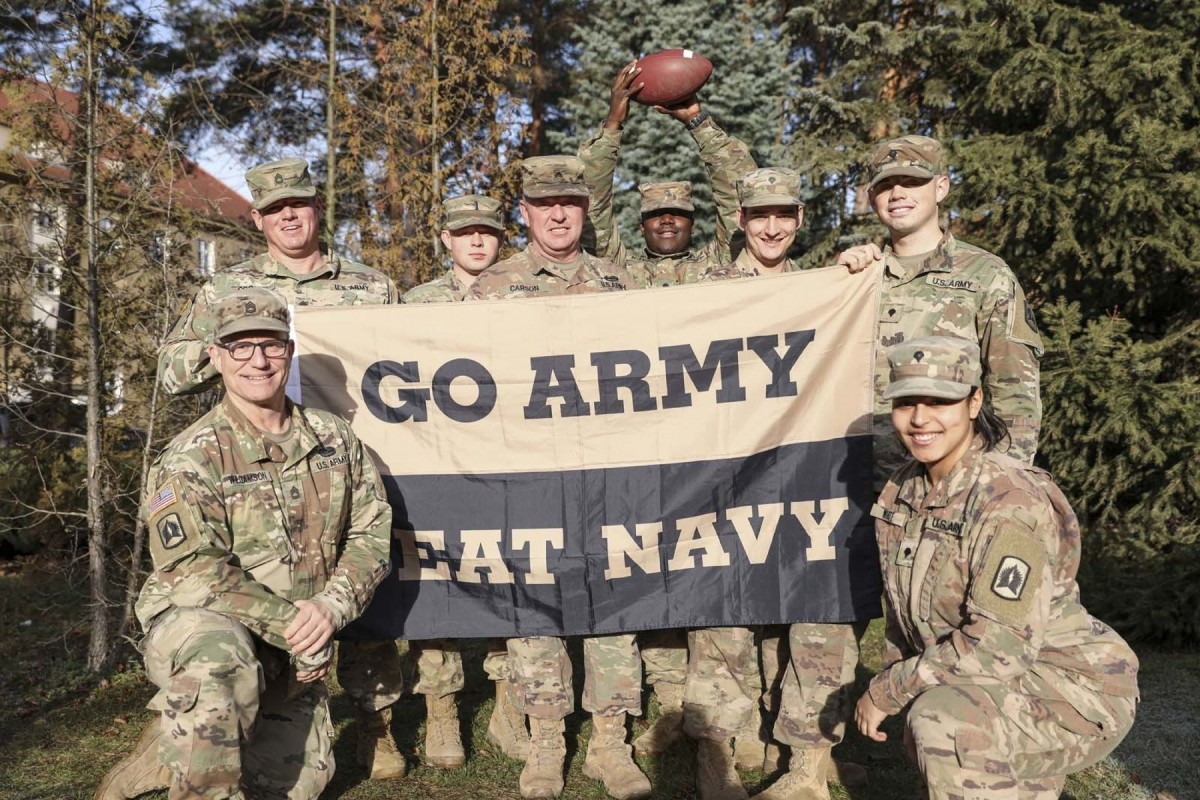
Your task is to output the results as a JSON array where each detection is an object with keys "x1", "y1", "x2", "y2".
[
  {"x1": 149, "y1": 230, "x2": 169, "y2": 263},
  {"x1": 32, "y1": 260, "x2": 59, "y2": 293},
  {"x1": 195, "y1": 238, "x2": 215, "y2": 276}
]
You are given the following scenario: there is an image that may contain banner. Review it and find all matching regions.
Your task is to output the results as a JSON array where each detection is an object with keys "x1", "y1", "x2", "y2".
[{"x1": 294, "y1": 264, "x2": 883, "y2": 639}]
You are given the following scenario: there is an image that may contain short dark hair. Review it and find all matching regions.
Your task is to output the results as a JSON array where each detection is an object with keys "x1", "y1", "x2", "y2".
[{"x1": 972, "y1": 388, "x2": 1011, "y2": 452}]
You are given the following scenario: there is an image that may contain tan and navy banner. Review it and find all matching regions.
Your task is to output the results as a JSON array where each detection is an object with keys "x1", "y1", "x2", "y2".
[{"x1": 295, "y1": 265, "x2": 882, "y2": 639}]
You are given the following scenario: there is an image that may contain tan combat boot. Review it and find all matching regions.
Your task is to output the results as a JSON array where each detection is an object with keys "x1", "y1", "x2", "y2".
[
  {"x1": 93, "y1": 717, "x2": 171, "y2": 800},
  {"x1": 632, "y1": 681, "x2": 684, "y2": 757},
  {"x1": 695, "y1": 738, "x2": 748, "y2": 800},
  {"x1": 749, "y1": 747, "x2": 831, "y2": 800},
  {"x1": 423, "y1": 693, "x2": 466, "y2": 769},
  {"x1": 583, "y1": 713, "x2": 652, "y2": 799},
  {"x1": 486, "y1": 679, "x2": 531, "y2": 761},
  {"x1": 830, "y1": 757, "x2": 868, "y2": 788},
  {"x1": 355, "y1": 706, "x2": 407, "y2": 780},
  {"x1": 519, "y1": 717, "x2": 566, "y2": 799}
]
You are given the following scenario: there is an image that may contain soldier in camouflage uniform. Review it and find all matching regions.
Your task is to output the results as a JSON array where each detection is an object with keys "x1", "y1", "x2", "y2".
[
  {"x1": 97, "y1": 159, "x2": 407, "y2": 799},
  {"x1": 466, "y1": 157, "x2": 649, "y2": 800},
  {"x1": 96, "y1": 287, "x2": 392, "y2": 800},
  {"x1": 577, "y1": 61, "x2": 756, "y2": 288},
  {"x1": 157, "y1": 157, "x2": 398, "y2": 397},
  {"x1": 401, "y1": 195, "x2": 530, "y2": 765},
  {"x1": 403, "y1": 195, "x2": 506, "y2": 303},
  {"x1": 836, "y1": 135, "x2": 1044, "y2": 488},
  {"x1": 857, "y1": 336, "x2": 1138, "y2": 799},
  {"x1": 691, "y1": 169, "x2": 864, "y2": 800}
]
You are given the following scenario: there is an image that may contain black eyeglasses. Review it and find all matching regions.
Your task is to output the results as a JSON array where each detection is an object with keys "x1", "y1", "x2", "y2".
[{"x1": 215, "y1": 340, "x2": 290, "y2": 361}]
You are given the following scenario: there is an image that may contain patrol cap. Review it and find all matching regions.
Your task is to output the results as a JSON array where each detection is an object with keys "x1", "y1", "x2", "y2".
[
  {"x1": 737, "y1": 168, "x2": 804, "y2": 209},
  {"x1": 443, "y1": 194, "x2": 505, "y2": 232},
  {"x1": 639, "y1": 181, "x2": 694, "y2": 214},
  {"x1": 210, "y1": 287, "x2": 291, "y2": 342},
  {"x1": 883, "y1": 336, "x2": 982, "y2": 401},
  {"x1": 868, "y1": 135, "x2": 946, "y2": 189},
  {"x1": 245, "y1": 157, "x2": 318, "y2": 211},
  {"x1": 520, "y1": 155, "x2": 591, "y2": 199}
]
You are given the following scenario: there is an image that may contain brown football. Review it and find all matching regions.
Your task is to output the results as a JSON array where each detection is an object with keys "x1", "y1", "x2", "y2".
[{"x1": 632, "y1": 48, "x2": 713, "y2": 106}]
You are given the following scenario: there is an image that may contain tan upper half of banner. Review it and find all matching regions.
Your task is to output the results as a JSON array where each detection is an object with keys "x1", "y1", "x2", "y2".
[{"x1": 295, "y1": 265, "x2": 880, "y2": 476}]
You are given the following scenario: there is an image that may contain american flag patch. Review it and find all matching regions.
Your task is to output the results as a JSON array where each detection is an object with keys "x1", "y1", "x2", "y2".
[{"x1": 148, "y1": 485, "x2": 177, "y2": 515}]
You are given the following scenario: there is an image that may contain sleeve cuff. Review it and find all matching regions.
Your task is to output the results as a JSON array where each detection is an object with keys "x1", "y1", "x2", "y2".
[{"x1": 868, "y1": 671, "x2": 909, "y2": 715}]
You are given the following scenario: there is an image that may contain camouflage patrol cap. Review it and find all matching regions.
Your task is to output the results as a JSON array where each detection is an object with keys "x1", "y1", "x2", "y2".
[
  {"x1": 868, "y1": 135, "x2": 947, "y2": 189},
  {"x1": 884, "y1": 336, "x2": 982, "y2": 401},
  {"x1": 245, "y1": 157, "x2": 318, "y2": 211},
  {"x1": 520, "y1": 155, "x2": 591, "y2": 199},
  {"x1": 211, "y1": 287, "x2": 291, "y2": 342},
  {"x1": 639, "y1": 181, "x2": 694, "y2": 214},
  {"x1": 442, "y1": 194, "x2": 505, "y2": 232},
  {"x1": 737, "y1": 168, "x2": 804, "y2": 209}
]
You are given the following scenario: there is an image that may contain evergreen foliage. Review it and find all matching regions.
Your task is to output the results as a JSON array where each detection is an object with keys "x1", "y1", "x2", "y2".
[
  {"x1": 784, "y1": 0, "x2": 1200, "y2": 642},
  {"x1": 550, "y1": 0, "x2": 791, "y2": 249}
]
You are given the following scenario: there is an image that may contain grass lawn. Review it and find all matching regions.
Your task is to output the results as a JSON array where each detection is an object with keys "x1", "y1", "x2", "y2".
[{"x1": 0, "y1": 560, "x2": 1189, "y2": 800}]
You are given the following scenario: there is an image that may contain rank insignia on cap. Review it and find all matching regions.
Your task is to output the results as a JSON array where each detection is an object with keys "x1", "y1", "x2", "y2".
[
  {"x1": 148, "y1": 485, "x2": 177, "y2": 515},
  {"x1": 991, "y1": 556, "x2": 1030, "y2": 600},
  {"x1": 158, "y1": 514, "x2": 187, "y2": 550}
]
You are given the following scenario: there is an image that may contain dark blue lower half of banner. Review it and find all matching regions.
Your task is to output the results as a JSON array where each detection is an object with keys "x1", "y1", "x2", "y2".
[{"x1": 341, "y1": 436, "x2": 881, "y2": 640}]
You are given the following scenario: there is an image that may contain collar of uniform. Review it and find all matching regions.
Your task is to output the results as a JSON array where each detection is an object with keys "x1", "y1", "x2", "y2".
[
  {"x1": 218, "y1": 397, "x2": 320, "y2": 468},
  {"x1": 642, "y1": 245, "x2": 693, "y2": 262},
  {"x1": 445, "y1": 270, "x2": 470, "y2": 302},
  {"x1": 920, "y1": 437, "x2": 989, "y2": 511},
  {"x1": 883, "y1": 232, "x2": 956, "y2": 281},
  {"x1": 732, "y1": 248, "x2": 797, "y2": 277},
  {"x1": 255, "y1": 250, "x2": 338, "y2": 282},
  {"x1": 526, "y1": 246, "x2": 587, "y2": 281}
]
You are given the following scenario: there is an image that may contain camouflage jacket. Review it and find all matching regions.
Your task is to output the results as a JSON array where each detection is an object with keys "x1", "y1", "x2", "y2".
[
  {"x1": 136, "y1": 398, "x2": 392, "y2": 661},
  {"x1": 577, "y1": 119, "x2": 754, "y2": 287},
  {"x1": 868, "y1": 443, "x2": 1139, "y2": 726},
  {"x1": 465, "y1": 246, "x2": 640, "y2": 300},
  {"x1": 873, "y1": 234, "x2": 1042, "y2": 486},
  {"x1": 159, "y1": 251, "x2": 397, "y2": 395},
  {"x1": 402, "y1": 270, "x2": 469, "y2": 304}
]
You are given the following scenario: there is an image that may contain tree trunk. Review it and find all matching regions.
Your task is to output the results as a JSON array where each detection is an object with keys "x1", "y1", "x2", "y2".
[
  {"x1": 83, "y1": 0, "x2": 111, "y2": 672},
  {"x1": 325, "y1": 0, "x2": 337, "y2": 241},
  {"x1": 429, "y1": 0, "x2": 441, "y2": 260}
]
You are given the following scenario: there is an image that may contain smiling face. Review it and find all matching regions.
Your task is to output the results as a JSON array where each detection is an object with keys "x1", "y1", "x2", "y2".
[
  {"x1": 868, "y1": 174, "x2": 949, "y2": 250},
  {"x1": 738, "y1": 204, "x2": 803, "y2": 271},
  {"x1": 640, "y1": 209, "x2": 694, "y2": 256},
  {"x1": 890, "y1": 388, "x2": 983, "y2": 482},
  {"x1": 440, "y1": 225, "x2": 502, "y2": 275},
  {"x1": 252, "y1": 197, "x2": 322, "y2": 262},
  {"x1": 207, "y1": 332, "x2": 293, "y2": 413},
  {"x1": 519, "y1": 195, "x2": 588, "y2": 261}
]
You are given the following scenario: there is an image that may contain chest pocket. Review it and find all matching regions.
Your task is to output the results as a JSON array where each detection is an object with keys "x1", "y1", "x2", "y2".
[
  {"x1": 225, "y1": 470, "x2": 295, "y2": 569},
  {"x1": 915, "y1": 516, "x2": 967, "y2": 622}
]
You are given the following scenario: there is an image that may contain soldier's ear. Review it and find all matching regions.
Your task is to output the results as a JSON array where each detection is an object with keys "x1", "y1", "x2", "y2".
[
  {"x1": 968, "y1": 387, "x2": 983, "y2": 420},
  {"x1": 517, "y1": 199, "x2": 530, "y2": 227},
  {"x1": 736, "y1": 208, "x2": 746, "y2": 231},
  {"x1": 251, "y1": 208, "x2": 265, "y2": 232},
  {"x1": 934, "y1": 175, "x2": 950, "y2": 203},
  {"x1": 439, "y1": 230, "x2": 453, "y2": 250}
]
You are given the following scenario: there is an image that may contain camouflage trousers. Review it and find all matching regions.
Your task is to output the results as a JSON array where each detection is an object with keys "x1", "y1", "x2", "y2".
[
  {"x1": 906, "y1": 684, "x2": 1136, "y2": 800},
  {"x1": 142, "y1": 607, "x2": 333, "y2": 800},
  {"x1": 772, "y1": 622, "x2": 866, "y2": 748},
  {"x1": 338, "y1": 638, "x2": 511, "y2": 709},
  {"x1": 640, "y1": 628, "x2": 687, "y2": 688},
  {"x1": 683, "y1": 627, "x2": 762, "y2": 741},
  {"x1": 507, "y1": 634, "x2": 642, "y2": 720}
]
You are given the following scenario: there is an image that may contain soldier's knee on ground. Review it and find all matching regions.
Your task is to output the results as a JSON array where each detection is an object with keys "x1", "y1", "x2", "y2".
[
  {"x1": 907, "y1": 686, "x2": 1014, "y2": 797},
  {"x1": 336, "y1": 638, "x2": 405, "y2": 712}
]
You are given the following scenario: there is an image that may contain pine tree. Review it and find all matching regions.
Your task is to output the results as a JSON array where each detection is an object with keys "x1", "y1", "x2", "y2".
[{"x1": 549, "y1": 0, "x2": 792, "y2": 249}]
